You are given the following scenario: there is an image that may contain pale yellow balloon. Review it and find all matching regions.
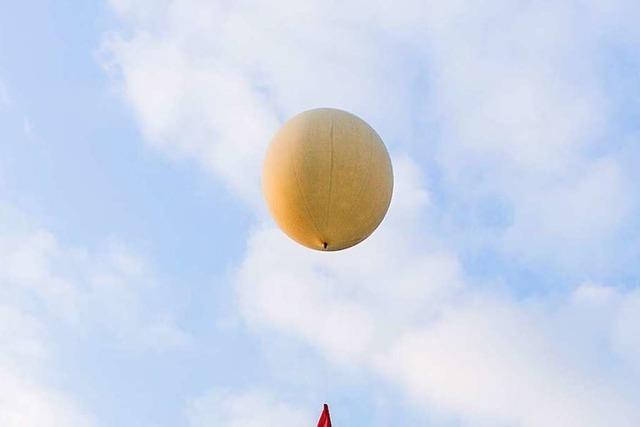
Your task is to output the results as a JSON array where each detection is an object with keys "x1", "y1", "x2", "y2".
[{"x1": 262, "y1": 108, "x2": 393, "y2": 251}]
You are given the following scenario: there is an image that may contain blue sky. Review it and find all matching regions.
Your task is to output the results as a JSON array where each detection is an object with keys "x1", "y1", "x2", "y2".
[{"x1": 1, "y1": 1, "x2": 640, "y2": 426}]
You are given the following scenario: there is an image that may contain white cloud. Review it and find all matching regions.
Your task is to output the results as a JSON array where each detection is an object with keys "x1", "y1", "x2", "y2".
[
  {"x1": 0, "y1": 204, "x2": 188, "y2": 350},
  {"x1": 236, "y1": 171, "x2": 640, "y2": 426},
  {"x1": 376, "y1": 293, "x2": 640, "y2": 427},
  {"x1": 0, "y1": 301, "x2": 94, "y2": 427},
  {"x1": 186, "y1": 389, "x2": 310, "y2": 427},
  {"x1": 103, "y1": 0, "x2": 415, "y2": 204},
  {"x1": 0, "y1": 368, "x2": 95, "y2": 427},
  {"x1": 237, "y1": 159, "x2": 463, "y2": 365},
  {"x1": 0, "y1": 200, "x2": 189, "y2": 425},
  {"x1": 412, "y1": 0, "x2": 638, "y2": 271},
  {"x1": 501, "y1": 158, "x2": 631, "y2": 269},
  {"x1": 611, "y1": 290, "x2": 640, "y2": 371},
  {"x1": 104, "y1": 32, "x2": 279, "y2": 203}
]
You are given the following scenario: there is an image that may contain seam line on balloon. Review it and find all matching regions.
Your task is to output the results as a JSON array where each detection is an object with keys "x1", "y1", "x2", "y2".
[
  {"x1": 291, "y1": 145, "x2": 324, "y2": 245},
  {"x1": 326, "y1": 118, "x2": 334, "y2": 231}
]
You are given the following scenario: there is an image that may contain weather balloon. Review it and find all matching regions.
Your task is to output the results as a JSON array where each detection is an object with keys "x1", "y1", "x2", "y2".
[{"x1": 263, "y1": 108, "x2": 393, "y2": 251}]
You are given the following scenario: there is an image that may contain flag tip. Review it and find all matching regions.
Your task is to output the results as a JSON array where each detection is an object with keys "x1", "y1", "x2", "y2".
[{"x1": 317, "y1": 403, "x2": 332, "y2": 427}]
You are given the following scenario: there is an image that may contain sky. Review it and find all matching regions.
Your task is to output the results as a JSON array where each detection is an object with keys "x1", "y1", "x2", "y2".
[{"x1": 1, "y1": 0, "x2": 640, "y2": 426}]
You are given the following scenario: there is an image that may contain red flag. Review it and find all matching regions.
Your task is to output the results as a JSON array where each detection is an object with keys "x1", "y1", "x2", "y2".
[{"x1": 317, "y1": 404, "x2": 332, "y2": 427}]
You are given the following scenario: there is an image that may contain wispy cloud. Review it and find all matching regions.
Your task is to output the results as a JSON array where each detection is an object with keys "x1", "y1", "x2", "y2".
[
  {"x1": 0, "y1": 199, "x2": 189, "y2": 424},
  {"x1": 235, "y1": 166, "x2": 640, "y2": 426},
  {"x1": 0, "y1": 207, "x2": 96, "y2": 426},
  {"x1": 0, "y1": 203, "x2": 189, "y2": 351}
]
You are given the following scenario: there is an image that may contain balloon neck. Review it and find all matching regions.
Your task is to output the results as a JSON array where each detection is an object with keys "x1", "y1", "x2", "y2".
[{"x1": 322, "y1": 242, "x2": 328, "y2": 250}]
